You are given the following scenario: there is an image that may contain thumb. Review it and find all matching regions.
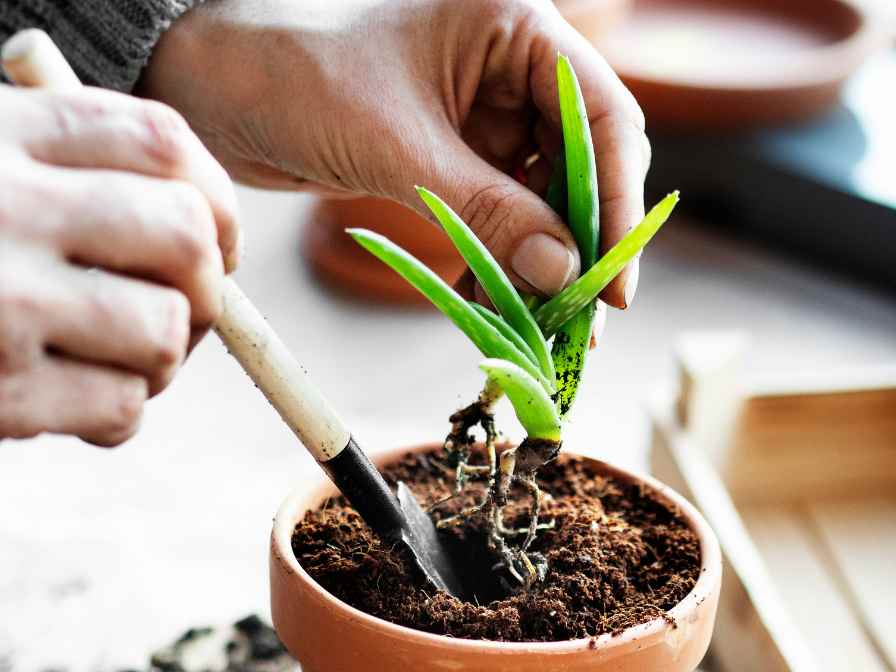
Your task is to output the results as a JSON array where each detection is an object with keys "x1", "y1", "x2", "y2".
[{"x1": 407, "y1": 136, "x2": 581, "y2": 297}]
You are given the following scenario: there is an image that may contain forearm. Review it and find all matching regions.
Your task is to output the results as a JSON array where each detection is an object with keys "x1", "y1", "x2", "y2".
[{"x1": 0, "y1": 0, "x2": 198, "y2": 91}]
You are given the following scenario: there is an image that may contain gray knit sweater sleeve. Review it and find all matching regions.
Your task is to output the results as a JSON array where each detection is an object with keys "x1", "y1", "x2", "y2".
[{"x1": 0, "y1": 1, "x2": 198, "y2": 91}]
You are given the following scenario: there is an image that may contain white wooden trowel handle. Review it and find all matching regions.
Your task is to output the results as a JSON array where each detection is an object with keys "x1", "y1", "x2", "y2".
[
  {"x1": 216, "y1": 279, "x2": 349, "y2": 460},
  {"x1": 2, "y1": 29, "x2": 351, "y2": 462},
  {"x1": 1, "y1": 29, "x2": 80, "y2": 90}
]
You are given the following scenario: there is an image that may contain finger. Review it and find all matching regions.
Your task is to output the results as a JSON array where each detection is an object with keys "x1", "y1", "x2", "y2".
[
  {"x1": 0, "y1": 355, "x2": 147, "y2": 446},
  {"x1": 29, "y1": 166, "x2": 224, "y2": 329},
  {"x1": 461, "y1": 104, "x2": 536, "y2": 174},
  {"x1": 589, "y1": 115, "x2": 648, "y2": 309},
  {"x1": 0, "y1": 238, "x2": 52, "y2": 373},
  {"x1": 529, "y1": 9, "x2": 650, "y2": 308},
  {"x1": 42, "y1": 265, "x2": 190, "y2": 396},
  {"x1": 407, "y1": 132, "x2": 581, "y2": 297},
  {"x1": 17, "y1": 86, "x2": 241, "y2": 271}
]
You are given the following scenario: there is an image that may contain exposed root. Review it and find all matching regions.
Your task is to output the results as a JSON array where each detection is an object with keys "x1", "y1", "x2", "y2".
[
  {"x1": 436, "y1": 499, "x2": 489, "y2": 529},
  {"x1": 433, "y1": 389, "x2": 561, "y2": 590},
  {"x1": 519, "y1": 474, "x2": 542, "y2": 551},
  {"x1": 442, "y1": 381, "x2": 499, "y2": 490},
  {"x1": 498, "y1": 519, "x2": 555, "y2": 537}
]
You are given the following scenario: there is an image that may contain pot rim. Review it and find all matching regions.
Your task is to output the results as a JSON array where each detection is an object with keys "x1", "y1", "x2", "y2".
[
  {"x1": 597, "y1": 0, "x2": 885, "y2": 93},
  {"x1": 272, "y1": 443, "x2": 721, "y2": 654}
]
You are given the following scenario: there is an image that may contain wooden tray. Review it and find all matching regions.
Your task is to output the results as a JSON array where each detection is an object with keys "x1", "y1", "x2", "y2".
[{"x1": 648, "y1": 331, "x2": 896, "y2": 672}]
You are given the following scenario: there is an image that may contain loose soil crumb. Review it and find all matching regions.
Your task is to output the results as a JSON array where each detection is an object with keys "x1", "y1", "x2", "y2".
[{"x1": 291, "y1": 449, "x2": 701, "y2": 642}]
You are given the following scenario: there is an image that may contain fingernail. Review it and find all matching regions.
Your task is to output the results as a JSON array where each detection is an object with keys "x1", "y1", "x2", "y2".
[
  {"x1": 624, "y1": 258, "x2": 640, "y2": 308},
  {"x1": 511, "y1": 233, "x2": 579, "y2": 295}
]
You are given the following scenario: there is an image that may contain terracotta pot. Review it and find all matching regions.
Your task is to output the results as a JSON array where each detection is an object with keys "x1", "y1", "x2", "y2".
[
  {"x1": 554, "y1": 0, "x2": 634, "y2": 41},
  {"x1": 302, "y1": 197, "x2": 465, "y2": 305},
  {"x1": 270, "y1": 444, "x2": 722, "y2": 672},
  {"x1": 564, "y1": 0, "x2": 883, "y2": 130}
]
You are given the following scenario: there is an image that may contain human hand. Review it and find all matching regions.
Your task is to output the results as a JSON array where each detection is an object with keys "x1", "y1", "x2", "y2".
[
  {"x1": 139, "y1": 0, "x2": 649, "y2": 306},
  {"x1": 0, "y1": 83, "x2": 239, "y2": 445}
]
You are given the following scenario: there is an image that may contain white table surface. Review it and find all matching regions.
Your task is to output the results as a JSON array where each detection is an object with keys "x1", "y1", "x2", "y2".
[{"x1": 2, "y1": 187, "x2": 894, "y2": 671}]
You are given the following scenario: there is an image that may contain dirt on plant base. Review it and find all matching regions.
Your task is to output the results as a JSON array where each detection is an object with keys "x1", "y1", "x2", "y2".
[{"x1": 291, "y1": 448, "x2": 701, "y2": 642}]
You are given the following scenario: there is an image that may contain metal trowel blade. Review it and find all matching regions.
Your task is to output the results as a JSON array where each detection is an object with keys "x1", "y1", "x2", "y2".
[{"x1": 396, "y1": 481, "x2": 468, "y2": 600}]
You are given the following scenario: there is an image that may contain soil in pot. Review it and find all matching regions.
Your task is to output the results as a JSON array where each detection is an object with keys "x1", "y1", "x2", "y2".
[{"x1": 290, "y1": 448, "x2": 701, "y2": 642}]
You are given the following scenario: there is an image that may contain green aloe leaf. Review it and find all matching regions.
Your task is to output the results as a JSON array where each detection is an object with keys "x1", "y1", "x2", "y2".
[
  {"x1": 550, "y1": 53, "x2": 599, "y2": 418},
  {"x1": 479, "y1": 359, "x2": 561, "y2": 442},
  {"x1": 536, "y1": 191, "x2": 679, "y2": 337},
  {"x1": 469, "y1": 302, "x2": 539, "y2": 369},
  {"x1": 557, "y1": 53, "x2": 598, "y2": 269},
  {"x1": 348, "y1": 228, "x2": 554, "y2": 393},
  {"x1": 522, "y1": 294, "x2": 542, "y2": 312},
  {"x1": 416, "y1": 187, "x2": 554, "y2": 382},
  {"x1": 551, "y1": 302, "x2": 595, "y2": 418}
]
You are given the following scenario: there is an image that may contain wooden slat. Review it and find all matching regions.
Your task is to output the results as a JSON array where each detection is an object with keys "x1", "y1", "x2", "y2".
[
  {"x1": 674, "y1": 331, "x2": 747, "y2": 462},
  {"x1": 672, "y1": 333, "x2": 896, "y2": 505},
  {"x1": 748, "y1": 366, "x2": 896, "y2": 396},
  {"x1": 649, "y1": 395, "x2": 814, "y2": 672},
  {"x1": 735, "y1": 387, "x2": 896, "y2": 455},
  {"x1": 724, "y1": 387, "x2": 896, "y2": 504},
  {"x1": 654, "y1": 334, "x2": 896, "y2": 671},
  {"x1": 809, "y1": 497, "x2": 896, "y2": 670},
  {"x1": 741, "y1": 505, "x2": 888, "y2": 672}
]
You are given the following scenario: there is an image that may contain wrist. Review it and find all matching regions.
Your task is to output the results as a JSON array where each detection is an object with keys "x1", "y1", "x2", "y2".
[
  {"x1": 136, "y1": 3, "x2": 272, "y2": 176},
  {"x1": 136, "y1": 4, "x2": 218, "y2": 114}
]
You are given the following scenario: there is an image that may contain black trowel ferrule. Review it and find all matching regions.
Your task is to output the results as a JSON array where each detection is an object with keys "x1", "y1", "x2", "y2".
[
  {"x1": 318, "y1": 436, "x2": 467, "y2": 599},
  {"x1": 318, "y1": 436, "x2": 406, "y2": 538}
]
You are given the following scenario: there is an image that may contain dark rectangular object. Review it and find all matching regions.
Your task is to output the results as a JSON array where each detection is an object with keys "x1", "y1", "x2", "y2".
[{"x1": 646, "y1": 51, "x2": 895, "y2": 288}]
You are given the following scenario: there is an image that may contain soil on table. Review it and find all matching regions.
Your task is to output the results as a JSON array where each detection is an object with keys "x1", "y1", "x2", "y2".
[{"x1": 291, "y1": 449, "x2": 701, "y2": 642}]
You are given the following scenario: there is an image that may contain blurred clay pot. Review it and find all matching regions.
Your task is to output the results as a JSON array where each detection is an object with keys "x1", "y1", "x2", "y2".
[
  {"x1": 302, "y1": 197, "x2": 464, "y2": 305},
  {"x1": 555, "y1": 0, "x2": 633, "y2": 40},
  {"x1": 568, "y1": 0, "x2": 883, "y2": 130},
  {"x1": 270, "y1": 444, "x2": 722, "y2": 672}
]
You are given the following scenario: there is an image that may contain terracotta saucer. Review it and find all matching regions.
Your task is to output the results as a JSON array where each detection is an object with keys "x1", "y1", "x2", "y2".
[{"x1": 566, "y1": 0, "x2": 884, "y2": 129}]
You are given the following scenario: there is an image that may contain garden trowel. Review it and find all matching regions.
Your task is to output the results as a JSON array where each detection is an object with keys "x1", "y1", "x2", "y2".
[
  {"x1": 2, "y1": 28, "x2": 467, "y2": 601},
  {"x1": 215, "y1": 280, "x2": 467, "y2": 599}
]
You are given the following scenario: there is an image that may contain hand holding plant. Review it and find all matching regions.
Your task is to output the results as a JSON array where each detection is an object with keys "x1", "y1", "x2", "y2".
[
  {"x1": 351, "y1": 54, "x2": 678, "y2": 588},
  {"x1": 140, "y1": 0, "x2": 649, "y2": 305}
]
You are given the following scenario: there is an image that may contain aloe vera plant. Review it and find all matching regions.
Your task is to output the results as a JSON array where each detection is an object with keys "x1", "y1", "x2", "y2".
[{"x1": 349, "y1": 54, "x2": 678, "y2": 587}]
